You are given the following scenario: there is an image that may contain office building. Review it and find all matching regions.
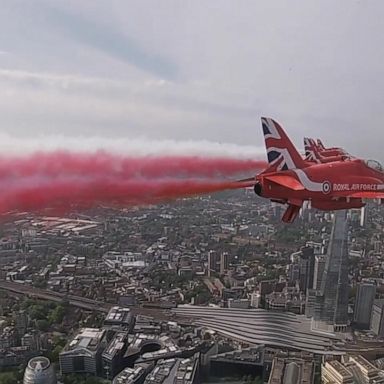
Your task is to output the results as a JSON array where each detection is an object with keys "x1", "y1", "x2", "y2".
[
  {"x1": 250, "y1": 292, "x2": 261, "y2": 308},
  {"x1": 15, "y1": 310, "x2": 28, "y2": 337},
  {"x1": 210, "y1": 347, "x2": 264, "y2": 380},
  {"x1": 102, "y1": 331, "x2": 129, "y2": 379},
  {"x1": 59, "y1": 328, "x2": 106, "y2": 376},
  {"x1": 322, "y1": 356, "x2": 384, "y2": 384},
  {"x1": 322, "y1": 361, "x2": 354, "y2": 384},
  {"x1": 299, "y1": 246, "x2": 315, "y2": 293},
  {"x1": 312, "y1": 255, "x2": 325, "y2": 290},
  {"x1": 113, "y1": 363, "x2": 152, "y2": 384},
  {"x1": 287, "y1": 263, "x2": 300, "y2": 284},
  {"x1": 220, "y1": 252, "x2": 229, "y2": 275},
  {"x1": 348, "y1": 355, "x2": 384, "y2": 383},
  {"x1": 207, "y1": 250, "x2": 219, "y2": 277},
  {"x1": 360, "y1": 206, "x2": 367, "y2": 227},
  {"x1": 268, "y1": 356, "x2": 314, "y2": 384},
  {"x1": 104, "y1": 306, "x2": 134, "y2": 332},
  {"x1": 228, "y1": 298, "x2": 250, "y2": 309},
  {"x1": 23, "y1": 356, "x2": 56, "y2": 384},
  {"x1": 143, "y1": 354, "x2": 199, "y2": 384},
  {"x1": 354, "y1": 283, "x2": 376, "y2": 329},
  {"x1": 21, "y1": 332, "x2": 40, "y2": 352},
  {"x1": 370, "y1": 299, "x2": 384, "y2": 337}
]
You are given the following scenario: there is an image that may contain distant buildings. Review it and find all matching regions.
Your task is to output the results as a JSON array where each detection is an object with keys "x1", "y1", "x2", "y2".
[
  {"x1": 322, "y1": 355, "x2": 384, "y2": 384},
  {"x1": 227, "y1": 298, "x2": 250, "y2": 309},
  {"x1": 265, "y1": 288, "x2": 306, "y2": 315},
  {"x1": 15, "y1": 310, "x2": 28, "y2": 336},
  {"x1": 23, "y1": 356, "x2": 56, "y2": 384},
  {"x1": 322, "y1": 360, "x2": 354, "y2": 384},
  {"x1": 220, "y1": 252, "x2": 229, "y2": 275},
  {"x1": 370, "y1": 299, "x2": 384, "y2": 337},
  {"x1": 312, "y1": 255, "x2": 326, "y2": 291},
  {"x1": 112, "y1": 363, "x2": 152, "y2": 384},
  {"x1": 268, "y1": 356, "x2": 314, "y2": 384},
  {"x1": 208, "y1": 250, "x2": 230, "y2": 277},
  {"x1": 298, "y1": 246, "x2": 315, "y2": 293},
  {"x1": 207, "y1": 250, "x2": 219, "y2": 277},
  {"x1": 250, "y1": 292, "x2": 261, "y2": 308},
  {"x1": 143, "y1": 354, "x2": 199, "y2": 384},
  {"x1": 360, "y1": 206, "x2": 368, "y2": 227},
  {"x1": 354, "y1": 282, "x2": 376, "y2": 329}
]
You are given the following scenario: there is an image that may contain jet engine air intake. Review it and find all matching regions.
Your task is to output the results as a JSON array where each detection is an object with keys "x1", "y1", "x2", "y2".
[{"x1": 254, "y1": 182, "x2": 262, "y2": 196}]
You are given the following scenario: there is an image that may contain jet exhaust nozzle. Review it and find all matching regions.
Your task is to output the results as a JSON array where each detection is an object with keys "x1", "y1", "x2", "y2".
[{"x1": 254, "y1": 182, "x2": 262, "y2": 196}]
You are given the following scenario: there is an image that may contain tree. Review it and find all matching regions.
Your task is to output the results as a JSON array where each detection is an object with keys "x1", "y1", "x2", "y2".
[
  {"x1": 49, "y1": 345, "x2": 64, "y2": 363},
  {"x1": 63, "y1": 374, "x2": 105, "y2": 384},
  {"x1": 36, "y1": 319, "x2": 50, "y2": 332},
  {"x1": 48, "y1": 304, "x2": 65, "y2": 324},
  {"x1": 29, "y1": 304, "x2": 47, "y2": 321},
  {"x1": 0, "y1": 372, "x2": 16, "y2": 384}
]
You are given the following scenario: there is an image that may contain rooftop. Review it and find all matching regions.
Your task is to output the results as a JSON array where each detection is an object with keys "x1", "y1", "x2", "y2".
[
  {"x1": 105, "y1": 306, "x2": 132, "y2": 325},
  {"x1": 102, "y1": 332, "x2": 128, "y2": 360},
  {"x1": 173, "y1": 306, "x2": 341, "y2": 354},
  {"x1": 66, "y1": 328, "x2": 105, "y2": 352},
  {"x1": 28, "y1": 356, "x2": 50, "y2": 371},
  {"x1": 112, "y1": 364, "x2": 151, "y2": 384}
]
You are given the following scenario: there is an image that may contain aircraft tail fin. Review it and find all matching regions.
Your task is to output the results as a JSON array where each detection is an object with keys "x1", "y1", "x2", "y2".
[
  {"x1": 317, "y1": 139, "x2": 326, "y2": 150},
  {"x1": 304, "y1": 137, "x2": 321, "y2": 163},
  {"x1": 261, "y1": 117, "x2": 306, "y2": 171}
]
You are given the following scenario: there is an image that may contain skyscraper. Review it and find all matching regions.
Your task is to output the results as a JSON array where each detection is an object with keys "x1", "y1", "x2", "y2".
[
  {"x1": 220, "y1": 252, "x2": 229, "y2": 275},
  {"x1": 354, "y1": 282, "x2": 376, "y2": 329},
  {"x1": 313, "y1": 255, "x2": 326, "y2": 290},
  {"x1": 299, "y1": 246, "x2": 315, "y2": 293},
  {"x1": 320, "y1": 210, "x2": 350, "y2": 329},
  {"x1": 208, "y1": 250, "x2": 219, "y2": 277},
  {"x1": 306, "y1": 211, "x2": 350, "y2": 331},
  {"x1": 360, "y1": 206, "x2": 367, "y2": 227}
]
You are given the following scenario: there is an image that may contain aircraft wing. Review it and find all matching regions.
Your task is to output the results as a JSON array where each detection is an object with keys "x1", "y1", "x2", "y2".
[{"x1": 264, "y1": 174, "x2": 304, "y2": 191}]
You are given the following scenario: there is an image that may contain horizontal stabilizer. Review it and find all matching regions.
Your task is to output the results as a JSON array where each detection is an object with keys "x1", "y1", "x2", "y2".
[{"x1": 264, "y1": 174, "x2": 304, "y2": 191}]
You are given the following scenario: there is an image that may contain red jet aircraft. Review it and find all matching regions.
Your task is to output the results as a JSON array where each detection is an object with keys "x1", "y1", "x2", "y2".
[
  {"x1": 247, "y1": 118, "x2": 384, "y2": 223},
  {"x1": 316, "y1": 138, "x2": 348, "y2": 157},
  {"x1": 304, "y1": 137, "x2": 350, "y2": 163}
]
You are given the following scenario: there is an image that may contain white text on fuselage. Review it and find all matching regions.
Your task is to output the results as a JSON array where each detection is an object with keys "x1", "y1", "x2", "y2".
[{"x1": 332, "y1": 183, "x2": 384, "y2": 191}]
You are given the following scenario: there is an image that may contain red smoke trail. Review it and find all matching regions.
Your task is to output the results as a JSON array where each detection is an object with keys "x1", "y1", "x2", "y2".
[
  {"x1": 0, "y1": 152, "x2": 265, "y2": 178},
  {"x1": 0, "y1": 177, "x2": 252, "y2": 214},
  {"x1": 0, "y1": 152, "x2": 263, "y2": 214}
]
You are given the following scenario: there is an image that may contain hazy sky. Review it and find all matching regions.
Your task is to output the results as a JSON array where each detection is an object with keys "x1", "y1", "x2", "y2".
[{"x1": 0, "y1": 0, "x2": 383, "y2": 158}]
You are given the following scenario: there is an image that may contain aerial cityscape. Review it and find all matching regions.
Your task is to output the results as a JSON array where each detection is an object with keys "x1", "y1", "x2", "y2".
[{"x1": 1, "y1": 189, "x2": 384, "y2": 383}]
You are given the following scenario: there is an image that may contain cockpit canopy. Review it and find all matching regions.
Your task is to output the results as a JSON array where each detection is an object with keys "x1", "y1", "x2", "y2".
[{"x1": 365, "y1": 159, "x2": 383, "y2": 172}]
